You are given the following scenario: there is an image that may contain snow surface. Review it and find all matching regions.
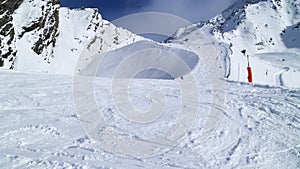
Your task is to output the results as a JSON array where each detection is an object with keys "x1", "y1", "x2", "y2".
[
  {"x1": 1, "y1": 0, "x2": 300, "y2": 168},
  {"x1": 0, "y1": 70, "x2": 299, "y2": 168}
]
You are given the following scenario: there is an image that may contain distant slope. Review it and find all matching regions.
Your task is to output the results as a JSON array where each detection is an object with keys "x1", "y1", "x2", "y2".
[{"x1": 170, "y1": 0, "x2": 300, "y2": 88}]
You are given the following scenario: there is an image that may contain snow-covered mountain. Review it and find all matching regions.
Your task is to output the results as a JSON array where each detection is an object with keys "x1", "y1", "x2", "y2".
[
  {"x1": 170, "y1": 0, "x2": 300, "y2": 87},
  {"x1": 0, "y1": 0, "x2": 143, "y2": 74},
  {"x1": 1, "y1": 0, "x2": 299, "y2": 86}
]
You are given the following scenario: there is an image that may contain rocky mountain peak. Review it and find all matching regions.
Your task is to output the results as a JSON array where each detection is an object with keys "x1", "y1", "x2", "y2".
[{"x1": 0, "y1": 0, "x2": 60, "y2": 69}]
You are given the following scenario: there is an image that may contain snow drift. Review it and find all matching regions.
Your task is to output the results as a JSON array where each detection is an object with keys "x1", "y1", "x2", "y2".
[{"x1": 79, "y1": 41, "x2": 199, "y2": 79}]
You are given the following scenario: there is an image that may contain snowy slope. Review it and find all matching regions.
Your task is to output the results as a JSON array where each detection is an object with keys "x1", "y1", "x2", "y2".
[
  {"x1": 0, "y1": 70, "x2": 299, "y2": 168},
  {"x1": 170, "y1": 0, "x2": 300, "y2": 88},
  {"x1": 1, "y1": 0, "x2": 299, "y2": 168}
]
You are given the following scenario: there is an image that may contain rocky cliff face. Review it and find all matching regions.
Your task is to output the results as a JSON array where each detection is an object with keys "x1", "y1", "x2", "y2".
[{"x1": 0, "y1": 0, "x2": 24, "y2": 68}]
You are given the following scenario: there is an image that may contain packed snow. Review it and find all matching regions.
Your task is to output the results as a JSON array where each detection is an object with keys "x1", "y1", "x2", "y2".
[{"x1": 0, "y1": 70, "x2": 299, "y2": 168}]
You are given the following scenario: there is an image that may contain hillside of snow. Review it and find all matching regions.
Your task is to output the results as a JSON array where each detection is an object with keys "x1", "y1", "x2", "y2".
[{"x1": 169, "y1": 0, "x2": 300, "y2": 88}]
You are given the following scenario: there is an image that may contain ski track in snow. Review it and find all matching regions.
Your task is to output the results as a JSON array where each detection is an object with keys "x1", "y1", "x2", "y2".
[{"x1": 0, "y1": 71, "x2": 299, "y2": 168}]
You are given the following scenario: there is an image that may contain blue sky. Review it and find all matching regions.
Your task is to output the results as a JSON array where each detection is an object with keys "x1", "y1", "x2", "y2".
[
  {"x1": 60, "y1": 0, "x2": 238, "y2": 22},
  {"x1": 60, "y1": 0, "x2": 238, "y2": 40},
  {"x1": 61, "y1": 0, "x2": 151, "y2": 21}
]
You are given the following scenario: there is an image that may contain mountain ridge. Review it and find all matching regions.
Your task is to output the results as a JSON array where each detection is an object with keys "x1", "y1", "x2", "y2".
[
  {"x1": 1, "y1": 0, "x2": 299, "y2": 87},
  {"x1": 0, "y1": 0, "x2": 143, "y2": 73}
]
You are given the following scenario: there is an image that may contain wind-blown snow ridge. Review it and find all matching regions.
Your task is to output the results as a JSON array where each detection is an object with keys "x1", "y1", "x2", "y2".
[{"x1": 80, "y1": 40, "x2": 199, "y2": 79}]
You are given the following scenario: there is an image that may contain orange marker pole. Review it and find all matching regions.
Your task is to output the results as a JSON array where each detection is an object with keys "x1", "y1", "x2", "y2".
[
  {"x1": 246, "y1": 55, "x2": 253, "y2": 83},
  {"x1": 247, "y1": 66, "x2": 253, "y2": 83}
]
